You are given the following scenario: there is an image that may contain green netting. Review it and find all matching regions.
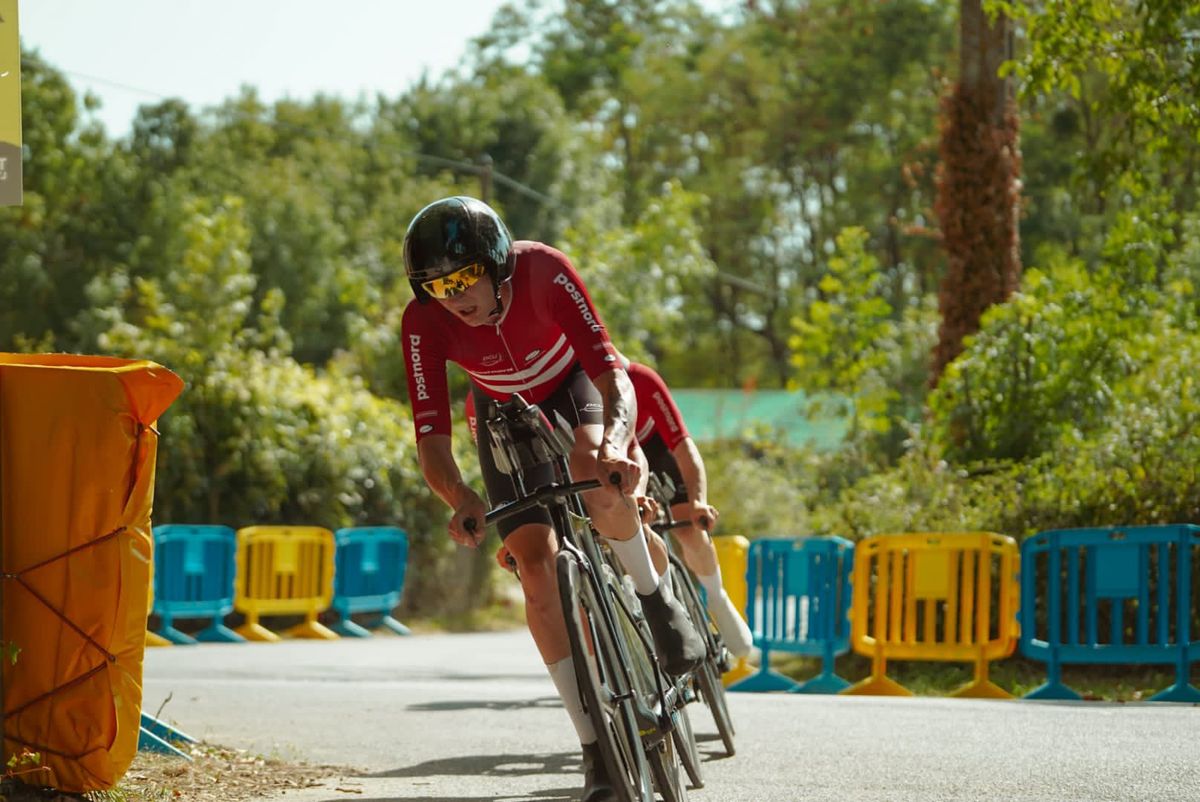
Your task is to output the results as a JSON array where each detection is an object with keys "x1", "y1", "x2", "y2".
[{"x1": 670, "y1": 389, "x2": 848, "y2": 449}]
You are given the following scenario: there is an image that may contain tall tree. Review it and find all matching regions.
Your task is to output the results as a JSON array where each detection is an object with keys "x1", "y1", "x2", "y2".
[{"x1": 931, "y1": 0, "x2": 1022, "y2": 382}]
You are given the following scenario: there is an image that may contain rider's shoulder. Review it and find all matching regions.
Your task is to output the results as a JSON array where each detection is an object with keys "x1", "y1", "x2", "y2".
[{"x1": 513, "y1": 240, "x2": 576, "y2": 273}]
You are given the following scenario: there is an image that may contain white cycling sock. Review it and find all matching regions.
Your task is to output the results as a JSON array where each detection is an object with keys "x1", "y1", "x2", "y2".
[
  {"x1": 604, "y1": 524, "x2": 660, "y2": 596},
  {"x1": 547, "y1": 656, "x2": 597, "y2": 745}
]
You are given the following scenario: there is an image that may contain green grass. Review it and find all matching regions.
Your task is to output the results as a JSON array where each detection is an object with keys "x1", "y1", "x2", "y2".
[{"x1": 771, "y1": 652, "x2": 1196, "y2": 701}]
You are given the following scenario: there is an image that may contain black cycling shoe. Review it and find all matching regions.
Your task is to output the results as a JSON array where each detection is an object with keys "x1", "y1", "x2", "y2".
[
  {"x1": 580, "y1": 741, "x2": 617, "y2": 802},
  {"x1": 637, "y1": 581, "x2": 705, "y2": 677}
]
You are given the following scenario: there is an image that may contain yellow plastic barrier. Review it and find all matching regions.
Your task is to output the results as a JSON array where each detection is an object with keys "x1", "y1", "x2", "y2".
[
  {"x1": 842, "y1": 532, "x2": 1019, "y2": 698},
  {"x1": 712, "y1": 535, "x2": 755, "y2": 686},
  {"x1": 0, "y1": 353, "x2": 183, "y2": 790},
  {"x1": 233, "y1": 526, "x2": 338, "y2": 641}
]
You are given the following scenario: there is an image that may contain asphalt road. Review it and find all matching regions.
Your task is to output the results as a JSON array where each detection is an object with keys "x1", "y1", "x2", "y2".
[{"x1": 142, "y1": 631, "x2": 1200, "y2": 802}]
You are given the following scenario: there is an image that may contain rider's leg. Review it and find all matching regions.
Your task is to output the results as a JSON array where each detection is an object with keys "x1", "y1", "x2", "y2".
[
  {"x1": 572, "y1": 424, "x2": 703, "y2": 676},
  {"x1": 472, "y1": 382, "x2": 610, "y2": 799},
  {"x1": 669, "y1": 503, "x2": 754, "y2": 659},
  {"x1": 505, "y1": 522, "x2": 570, "y2": 663},
  {"x1": 571, "y1": 424, "x2": 660, "y2": 593},
  {"x1": 505, "y1": 521, "x2": 609, "y2": 797}
]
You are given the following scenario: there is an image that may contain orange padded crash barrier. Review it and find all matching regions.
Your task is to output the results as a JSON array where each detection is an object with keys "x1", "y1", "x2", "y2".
[
  {"x1": 0, "y1": 354, "x2": 183, "y2": 791},
  {"x1": 233, "y1": 526, "x2": 337, "y2": 641},
  {"x1": 843, "y1": 532, "x2": 1020, "y2": 698},
  {"x1": 145, "y1": 573, "x2": 172, "y2": 648}
]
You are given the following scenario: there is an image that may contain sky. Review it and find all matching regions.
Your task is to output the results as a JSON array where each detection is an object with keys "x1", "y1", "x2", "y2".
[{"x1": 19, "y1": 0, "x2": 518, "y2": 137}]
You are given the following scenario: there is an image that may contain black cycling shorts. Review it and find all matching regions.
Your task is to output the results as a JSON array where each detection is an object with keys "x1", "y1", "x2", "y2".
[
  {"x1": 641, "y1": 433, "x2": 689, "y2": 506},
  {"x1": 473, "y1": 364, "x2": 603, "y2": 539}
]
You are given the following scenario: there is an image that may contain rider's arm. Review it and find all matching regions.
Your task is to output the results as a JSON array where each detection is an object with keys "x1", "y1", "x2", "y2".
[
  {"x1": 417, "y1": 434, "x2": 476, "y2": 509},
  {"x1": 593, "y1": 367, "x2": 638, "y2": 458},
  {"x1": 671, "y1": 436, "x2": 709, "y2": 506}
]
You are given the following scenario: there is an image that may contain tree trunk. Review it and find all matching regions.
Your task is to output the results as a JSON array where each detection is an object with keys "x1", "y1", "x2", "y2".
[{"x1": 931, "y1": 0, "x2": 1022, "y2": 384}]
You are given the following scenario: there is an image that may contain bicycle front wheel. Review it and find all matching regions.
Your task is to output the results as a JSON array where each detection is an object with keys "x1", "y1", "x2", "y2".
[
  {"x1": 604, "y1": 563, "x2": 693, "y2": 802},
  {"x1": 670, "y1": 557, "x2": 736, "y2": 757},
  {"x1": 557, "y1": 551, "x2": 653, "y2": 802}
]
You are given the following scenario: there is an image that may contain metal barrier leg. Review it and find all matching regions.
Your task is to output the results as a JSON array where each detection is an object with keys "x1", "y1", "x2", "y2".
[
  {"x1": 195, "y1": 619, "x2": 247, "y2": 643},
  {"x1": 140, "y1": 713, "x2": 198, "y2": 744},
  {"x1": 283, "y1": 611, "x2": 339, "y2": 640},
  {"x1": 1148, "y1": 681, "x2": 1200, "y2": 703},
  {"x1": 235, "y1": 612, "x2": 282, "y2": 642},
  {"x1": 1149, "y1": 649, "x2": 1200, "y2": 702},
  {"x1": 138, "y1": 713, "x2": 197, "y2": 760},
  {"x1": 378, "y1": 614, "x2": 412, "y2": 635},
  {"x1": 1023, "y1": 658, "x2": 1081, "y2": 700},
  {"x1": 146, "y1": 630, "x2": 173, "y2": 648},
  {"x1": 726, "y1": 649, "x2": 800, "y2": 692},
  {"x1": 949, "y1": 654, "x2": 1012, "y2": 699},
  {"x1": 793, "y1": 642, "x2": 850, "y2": 694},
  {"x1": 138, "y1": 727, "x2": 192, "y2": 759},
  {"x1": 156, "y1": 616, "x2": 200, "y2": 645},
  {"x1": 331, "y1": 615, "x2": 374, "y2": 638},
  {"x1": 841, "y1": 652, "x2": 912, "y2": 696}
]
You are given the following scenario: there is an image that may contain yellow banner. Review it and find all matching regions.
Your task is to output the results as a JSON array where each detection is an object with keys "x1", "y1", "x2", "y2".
[{"x1": 0, "y1": 0, "x2": 20, "y2": 206}]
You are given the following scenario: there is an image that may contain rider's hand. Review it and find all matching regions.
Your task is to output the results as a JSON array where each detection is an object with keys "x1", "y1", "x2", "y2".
[
  {"x1": 449, "y1": 490, "x2": 488, "y2": 548},
  {"x1": 688, "y1": 500, "x2": 719, "y2": 532},
  {"x1": 637, "y1": 495, "x2": 661, "y2": 524},
  {"x1": 597, "y1": 445, "x2": 641, "y2": 496}
]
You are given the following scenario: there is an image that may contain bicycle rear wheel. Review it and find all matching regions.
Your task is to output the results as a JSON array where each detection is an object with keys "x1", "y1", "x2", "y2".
[
  {"x1": 669, "y1": 557, "x2": 736, "y2": 757},
  {"x1": 669, "y1": 684, "x2": 703, "y2": 790},
  {"x1": 557, "y1": 551, "x2": 653, "y2": 802}
]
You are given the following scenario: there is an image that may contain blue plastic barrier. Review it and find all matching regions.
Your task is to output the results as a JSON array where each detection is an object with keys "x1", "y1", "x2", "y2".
[
  {"x1": 331, "y1": 526, "x2": 411, "y2": 637},
  {"x1": 152, "y1": 524, "x2": 244, "y2": 644},
  {"x1": 728, "y1": 536, "x2": 854, "y2": 693},
  {"x1": 1020, "y1": 524, "x2": 1200, "y2": 702}
]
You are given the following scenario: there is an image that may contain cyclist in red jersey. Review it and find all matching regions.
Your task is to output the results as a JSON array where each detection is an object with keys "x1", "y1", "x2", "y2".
[
  {"x1": 625, "y1": 360, "x2": 755, "y2": 659},
  {"x1": 400, "y1": 196, "x2": 703, "y2": 802},
  {"x1": 477, "y1": 361, "x2": 755, "y2": 659}
]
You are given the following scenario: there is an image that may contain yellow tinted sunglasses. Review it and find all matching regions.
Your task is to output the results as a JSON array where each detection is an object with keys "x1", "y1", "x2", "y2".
[{"x1": 422, "y1": 262, "x2": 488, "y2": 299}]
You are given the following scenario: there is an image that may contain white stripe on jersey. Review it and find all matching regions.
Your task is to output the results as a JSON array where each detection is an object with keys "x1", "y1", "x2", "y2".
[
  {"x1": 470, "y1": 346, "x2": 577, "y2": 394},
  {"x1": 636, "y1": 417, "x2": 656, "y2": 443},
  {"x1": 467, "y1": 334, "x2": 570, "y2": 384}
]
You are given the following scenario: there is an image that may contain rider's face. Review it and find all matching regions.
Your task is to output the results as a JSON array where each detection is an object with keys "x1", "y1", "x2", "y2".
[{"x1": 436, "y1": 275, "x2": 502, "y2": 327}]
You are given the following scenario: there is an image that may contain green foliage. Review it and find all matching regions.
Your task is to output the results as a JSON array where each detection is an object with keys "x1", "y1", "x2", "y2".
[
  {"x1": 992, "y1": 0, "x2": 1200, "y2": 168},
  {"x1": 991, "y1": 0, "x2": 1200, "y2": 221},
  {"x1": 790, "y1": 227, "x2": 938, "y2": 465},
  {"x1": 808, "y1": 216, "x2": 1200, "y2": 540},
  {"x1": 86, "y1": 196, "x2": 470, "y2": 613},
  {"x1": 8, "y1": 2, "x2": 1200, "y2": 620},
  {"x1": 929, "y1": 194, "x2": 1172, "y2": 464},
  {"x1": 793, "y1": 228, "x2": 895, "y2": 432},
  {"x1": 703, "y1": 428, "x2": 816, "y2": 538},
  {"x1": 559, "y1": 180, "x2": 715, "y2": 363}
]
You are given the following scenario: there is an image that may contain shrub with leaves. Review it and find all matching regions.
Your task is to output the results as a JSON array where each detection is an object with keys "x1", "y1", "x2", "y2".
[{"x1": 91, "y1": 195, "x2": 476, "y2": 614}]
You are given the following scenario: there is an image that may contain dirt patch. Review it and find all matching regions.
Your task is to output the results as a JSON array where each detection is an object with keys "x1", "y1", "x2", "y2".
[{"x1": 1, "y1": 744, "x2": 347, "y2": 802}]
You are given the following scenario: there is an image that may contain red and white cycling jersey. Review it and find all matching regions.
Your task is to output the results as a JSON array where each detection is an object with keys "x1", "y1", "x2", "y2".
[
  {"x1": 627, "y1": 361, "x2": 689, "y2": 451},
  {"x1": 401, "y1": 241, "x2": 620, "y2": 441},
  {"x1": 462, "y1": 358, "x2": 691, "y2": 452}
]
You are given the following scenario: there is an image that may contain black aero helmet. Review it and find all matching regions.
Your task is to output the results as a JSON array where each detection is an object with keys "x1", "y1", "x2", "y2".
[{"x1": 403, "y1": 196, "x2": 515, "y2": 303}]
